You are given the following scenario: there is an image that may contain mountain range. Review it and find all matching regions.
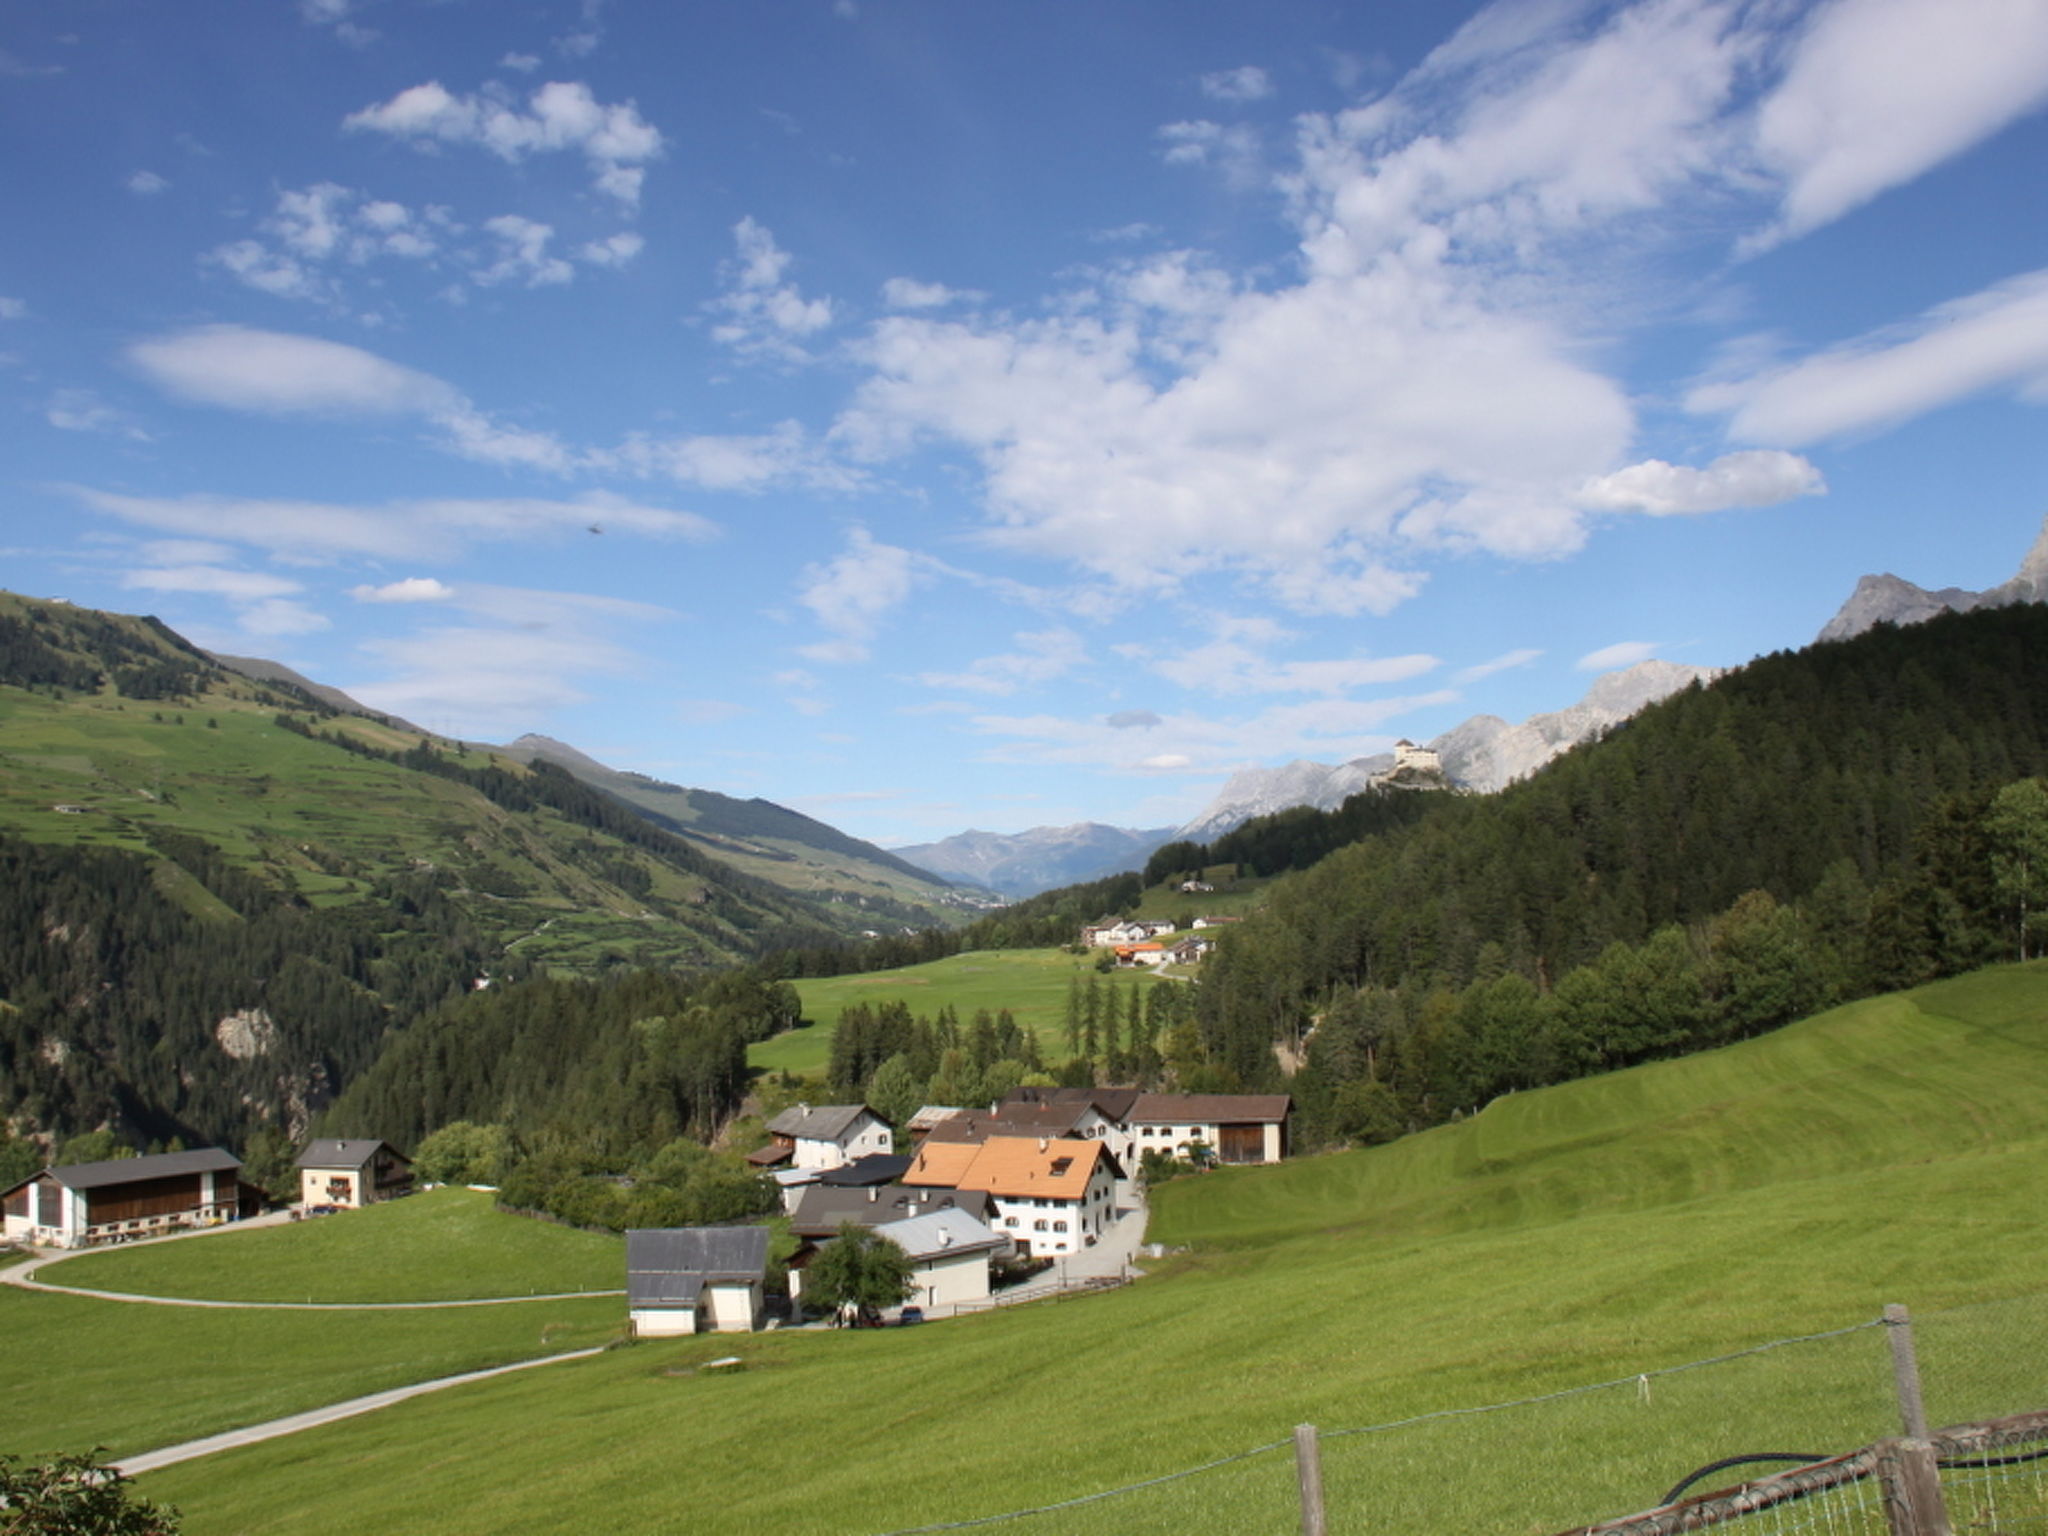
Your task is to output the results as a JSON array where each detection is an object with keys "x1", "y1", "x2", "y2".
[{"x1": 1817, "y1": 512, "x2": 2048, "y2": 642}]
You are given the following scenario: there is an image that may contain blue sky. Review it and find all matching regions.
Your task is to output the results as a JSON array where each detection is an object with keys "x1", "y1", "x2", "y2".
[{"x1": 5, "y1": 0, "x2": 2048, "y2": 848}]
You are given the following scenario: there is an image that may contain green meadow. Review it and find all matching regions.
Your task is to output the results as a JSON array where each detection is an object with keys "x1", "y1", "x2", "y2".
[
  {"x1": 760, "y1": 946, "x2": 1177, "y2": 1077},
  {"x1": 36, "y1": 1189, "x2": 622, "y2": 1303},
  {"x1": 74, "y1": 962, "x2": 2048, "y2": 1535},
  {"x1": 4, "y1": 1192, "x2": 622, "y2": 1460}
]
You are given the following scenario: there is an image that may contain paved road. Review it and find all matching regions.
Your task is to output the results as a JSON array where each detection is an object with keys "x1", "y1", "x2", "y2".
[{"x1": 110, "y1": 1348, "x2": 606, "y2": 1477}]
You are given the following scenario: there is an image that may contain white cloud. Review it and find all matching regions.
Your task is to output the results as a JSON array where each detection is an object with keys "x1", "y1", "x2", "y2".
[
  {"x1": 916, "y1": 628, "x2": 1088, "y2": 695},
  {"x1": 126, "y1": 170, "x2": 169, "y2": 195},
  {"x1": 501, "y1": 52, "x2": 541, "y2": 72},
  {"x1": 120, "y1": 565, "x2": 303, "y2": 601},
  {"x1": 1456, "y1": 647, "x2": 1543, "y2": 683},
  {"x1": 352, "y1": 577, "x2": 455, "y2": 603},
  {"x1": 126, "y1": 325, "x2": 575, "y2": 470},
  {"x1": 47, "y1": 389, "x2": 150, "y2": 440},
  {"x1": 1200, "y1": 65, "x2": 1273, "y2": 103},
  {"x1": 966, "y1": 689, "x2": 1461, "y2": 774},
  {"x1": 606, "y1": 421, "x2": 859, "y2": 492},
  {"x1": 0, "y1": 297, "x2": 24, "y2": 320},
  {"x1": 300, "y1": 0, "x2": 376, "y2": 46},
  {"x1": 578, "y1": 232, "x2": 644, "y2": 268},
  {"x1": 1150, "y1": 637, "x2": 1440, "y2": 696},
  {"x1": 796, "y1": 528, "x2": 920, "y2": 662},
  {"x1": 1749, "y1": 0, "x2": 2048, "y2": 249},
  {"x1": 1690, "y1": 269, "x2": 2048, "y2": 444},
  {"x1": 70, "y1": 487, "x2": 714, "y2": 563},
  {"x1": 880, "y1": 277, "x2": 976, "y2": 310},
  {"x1": 1579, "y1": 450, "x2": 1825, "y2": 514},
  {"x1": 241, "y1": 598, "x2": 335, "y2": 636},
  {"x1": 709, "y1": 218, "x2": 835, "y2": 361},
  {"x1": 1577, "y1": 640, "x2": 1661, "y2": 671},
  {"x1": 1157, "y1": 120, "x2": 1263, "y2": 187},
  {"x1": 476, "y1": 215, "x2": 573, "y2": 287},
  {"x1": 344, "y1": 79, "x2": 664, "y2": 206}
]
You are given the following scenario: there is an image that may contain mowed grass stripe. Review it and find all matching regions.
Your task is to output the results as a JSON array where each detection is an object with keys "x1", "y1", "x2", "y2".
[{"x1": 122, "y1": 962, "x2": 2048, "y2": 1536}]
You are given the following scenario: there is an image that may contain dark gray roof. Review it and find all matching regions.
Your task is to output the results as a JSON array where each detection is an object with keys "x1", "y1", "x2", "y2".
[
  {"x1": 817, "y1": 1154, "x2": 912, "y2": 1187},
  {"x1": 765, "y1": 1104, "x2": 878, "y2": 1142},
  {"x1": 789, "y1": 1183, "x2": 990, "y2": 1239},
  {"x1": 626, "y1": 1226, "x2": 769, "y2": 1308},
  {"x1": 296, "y1": 1138, "x2": 408, "y2": 1171},
  {"x1": 48, "y1": 1147, "x2": 242, "y2": 1192}
]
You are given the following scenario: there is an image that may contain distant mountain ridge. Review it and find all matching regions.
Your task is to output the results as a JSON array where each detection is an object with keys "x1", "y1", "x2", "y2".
[
  {"x1": 890, "y1": 822, "x2": 1175, "y2": 901},
  {"x1": 1818, "y1": 514, "x2": 2048, "y2": 642}
]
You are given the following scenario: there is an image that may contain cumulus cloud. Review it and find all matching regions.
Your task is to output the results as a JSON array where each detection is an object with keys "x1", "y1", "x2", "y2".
[
  {"x1": 1577, "y1": 640, "x2": 1661, "y2": 671},
  {"x1": 476, "y1": 215, "x2": 573, "y2": 287},
  {"x1": 880, "y1": 277, "x2": 977, "y2": 310},
  {"x1": 126, "y1": 325, "x2": 575, "y2": 470},
  {"x1": 70, "y1": 486, "x2": 714, "y2": 564},
  {"x1": 352, "y1": 577, "x2": 455, "y2": 603},
  {"x1": 126, "y1": 170, "x2": 169, "y2": 195},
  {"x1": 605, "y1": 421, "x2": 860, "y2": 493},
  {"x1": 1157, "y1": 120, "x2": 1263, "y2": 187},
  {"x1": 344, "y1": 79, "x2": 664, "y2": 206},
  {"x1": 1579, "y1": 450, "x2": 1825, "y2": 514},
  {"x1": 1690, "y1": 269, "x2": 2048, "y2": 444},
  {"x1": 709, "y1": 218, "x2": 835, "y2": 361},
  {"x1": 1200, "y1": 65, "x2": 1273, "y2": 103},
  {"x1": 1749, "y1": 0, "x2": 2048, "y2": 249},
  {"x1": 579, "y1": 231, "x2": 644, "y2": 268},
  {"x1": 796, "y1": 528, "x2": 920, "y2": 663}
]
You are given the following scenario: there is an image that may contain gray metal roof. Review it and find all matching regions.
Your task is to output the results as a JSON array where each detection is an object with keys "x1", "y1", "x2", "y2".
[
  {"x1": 625, "y1": 1226, "x2": 769, "y2": 1308},
  {"x1": 296, "y1": 1138, "x2": 407, "y2": 1171},
  {"x1": 49, "y1": 1147, "x2": 242, "y2": 1192},
  {"x1": 765, "y1": 1104, "x2": 877, "y2": 1142},
  {"x1": 788, "y1": 1183, "x2": 990, "y2": 1238},
  {"x1": 870, "y1": 1206, "x2": 1007, "y2": 1263}
]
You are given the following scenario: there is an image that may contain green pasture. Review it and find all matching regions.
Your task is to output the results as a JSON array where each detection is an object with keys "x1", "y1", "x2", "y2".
[
  {"x1": 37, "y1": 1189, "x2": 622, "y2": 1303},
  {"x1": 758, "y1": 947, "x2": 1174, "y2": 1077},
  {"x1": 114, "y1": 962, "x2": 2048, "y2": 1535}
]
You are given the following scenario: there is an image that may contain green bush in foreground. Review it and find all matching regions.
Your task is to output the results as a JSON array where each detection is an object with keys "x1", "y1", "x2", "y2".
[{"x1": 0, "y1": 1450, "x2": 180, "y2": 1534}]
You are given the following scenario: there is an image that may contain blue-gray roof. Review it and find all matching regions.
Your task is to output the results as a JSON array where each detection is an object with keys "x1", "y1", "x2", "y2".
[{"x1": 48, "y1": 1147, "x2": 241, "y2": 1192}]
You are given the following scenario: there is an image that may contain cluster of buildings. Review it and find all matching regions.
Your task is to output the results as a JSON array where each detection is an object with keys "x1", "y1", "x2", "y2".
[
  {"x1": 0, "y1": 1137, "x2": 414, "y2": 1250},
  {"x1": 628, "y1": 1086, "x2": 1291, "y2": 1338}
]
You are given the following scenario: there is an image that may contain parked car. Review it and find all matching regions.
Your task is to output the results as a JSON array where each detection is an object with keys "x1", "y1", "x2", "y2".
[{"x1": 897, "y1": 1306, "x2": 925, "y2": 1326}]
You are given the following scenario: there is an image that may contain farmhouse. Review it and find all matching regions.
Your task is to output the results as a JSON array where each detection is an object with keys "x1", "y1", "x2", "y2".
[
  {"x1": 296, "y1": 1138, "x2": 414, "y2": 1208},
  {"x1": 904, "y1": 1135, "x2": 1119, "y2": 1259},
  {"x1": 754, "y1": 1103, "x2": 893, "y2": 1171},
  {"x1": 626, "y1": 1226, "x2": 770, "y2": 1337},
  {"x1": 870, "y1": 1205, "x2": 1011, "y2": 1314},
  {"x1": 1129, "y1": 1093, "x2": 1292, "y2": 1165},
  {"x1": 2, "y1": 1147, "x2": 249, "y2": 1249}
]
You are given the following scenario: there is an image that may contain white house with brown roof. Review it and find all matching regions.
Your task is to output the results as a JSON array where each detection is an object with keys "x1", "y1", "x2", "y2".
[
  {"x1": 2, "y1": 1148, "x2": 246, "y2": 1249},
  {"x1": 296, "y1": 1139, "x2": 414, "y2": 1208},
  {"x1": 905, "y1": 1135, "x2": 1119, "y2": 1260},
  {"x1": 758, "y1": 1104, "x2": 893, "y2": 1171},
  {"x1": 1129, "y1": 1094, "x2": 1292, "y2": 1165}
]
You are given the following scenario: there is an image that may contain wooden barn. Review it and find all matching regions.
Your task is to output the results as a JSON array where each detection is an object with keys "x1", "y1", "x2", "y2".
[{"x1": 1, "y1": 1147, "x2": 249, "y2": 1249}]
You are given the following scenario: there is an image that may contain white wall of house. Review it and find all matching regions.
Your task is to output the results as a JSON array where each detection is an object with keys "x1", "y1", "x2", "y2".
[
  {"x1": 703, "y1": 1280, "x2": 762, "y2": 1332},
  {"x1": 1132, "y1": 1120, "x2": 1284, "y2": 1164},
  {"x1": 910, "y1": 1248, "x2": 995, "y2": 1310},
  {"x1": 630, "y1": 1305, "x2": 700, "y2": 1338},
  {"x1": 986, "y1": 1162, "x2": 1117, "y2": 1258},
  {"x1": 793, "y1": 1115, "x2": 893, "y2": 1171},
  {"x1": 301, "y1": 1168, "x2": 359, "y2": 1206}
]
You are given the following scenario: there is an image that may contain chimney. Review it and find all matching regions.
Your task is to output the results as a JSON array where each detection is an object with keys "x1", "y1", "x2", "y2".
[
  {"x1": 797, "y1": 1102, "x2": 810, "y2": 1117},
  {"x1": 939, "y1": 1229, "x2": 954, "y2": 1249},
  {"x1": 867, "y1": 1185, "x2": 877, "y2": 1203},
  {"x1": 1038, "y1": 1137, "x2": 1048, "y2": 1153}
]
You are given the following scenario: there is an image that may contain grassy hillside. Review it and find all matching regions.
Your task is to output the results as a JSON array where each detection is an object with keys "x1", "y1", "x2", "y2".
[
  {"x1": 88, "y1": 962, "x2": 2048, "y2": 1535},
  {"x1": 35, "y1": 1189, "x2": 621, "y2": 1303},
  {"x1": 761, "y1": 947, "x2": 1178, "y2": 1077}
]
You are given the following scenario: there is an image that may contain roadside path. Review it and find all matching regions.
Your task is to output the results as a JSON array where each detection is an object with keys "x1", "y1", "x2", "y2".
[{"x1": 109, "y1": 1348, "x2": 606, "y2": 1477}]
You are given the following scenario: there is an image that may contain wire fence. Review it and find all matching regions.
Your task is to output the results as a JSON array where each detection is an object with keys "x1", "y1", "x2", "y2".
[{"x1": 869, "y1": 1289, "x2": 2048, "y2": 1536}]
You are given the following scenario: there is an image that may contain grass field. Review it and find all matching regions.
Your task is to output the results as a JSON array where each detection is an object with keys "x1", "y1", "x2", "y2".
[
  {"x1": 36, "y1": 1189, "x2": 622, "y2": 1303},
  {"x1": 758, "y1": 947, "x2": 1178, "y2": 1077},
  {"x1": 93, "y1": 962, "x2": 2048, "y2": 1536},
  {"x1": 5, "y1": 1192, "x2": 622, "y2": 1460}
]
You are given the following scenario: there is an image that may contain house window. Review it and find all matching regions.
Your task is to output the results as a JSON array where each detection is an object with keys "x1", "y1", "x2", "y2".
[
  {"x1": 1034, "y1": 1219, "x2": 1047, "y2": 1231},
  {"x1": 1054, "y1": 1220, "x2": 1067, "y2": 1232}
]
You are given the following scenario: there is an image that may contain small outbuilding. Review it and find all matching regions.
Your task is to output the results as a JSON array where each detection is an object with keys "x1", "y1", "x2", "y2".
[
  {"x1": 296, "y1": 1139, "x2": 415, "y2": 1208},
  {"x1": 626, "y1": 1226, "x2": 771, "y2": 1337}
]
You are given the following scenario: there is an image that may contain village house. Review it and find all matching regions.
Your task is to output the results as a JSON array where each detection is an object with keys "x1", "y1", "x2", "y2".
[
  {"x1": 625, "y1": 1226, "x2": 770, "y2": 1337},
  {"x1": 870, "y1": 1206, "x2": 1011, "y2": 1315},
  {"x1": 1080, "y1": 918, "x2": 1177, "y2": 948},
  {"x1": 296, "y1": 1138, "x2": 414, "y2": 1208},
  {"x1": 784, "y1": 1184, "x2": 1004, "y2": 1313},
  {"x1": 1, "y1": 1147, "x2": 250, "y2": 1249},
  {"x1": 904, "y1": 1135, "x2": 1120, "y2": 1260},
  {"x1": 1128, "y1": 1093, "x2": 1293, "y2": 1165},
  {"x1": 752, "y1": 1103, "x2": 894, "y2": 1172}
]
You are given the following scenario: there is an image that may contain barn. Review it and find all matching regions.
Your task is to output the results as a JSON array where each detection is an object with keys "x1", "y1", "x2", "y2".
[{"x1": 1, "y1": 1147, "x2": 249, "y2": 1249}]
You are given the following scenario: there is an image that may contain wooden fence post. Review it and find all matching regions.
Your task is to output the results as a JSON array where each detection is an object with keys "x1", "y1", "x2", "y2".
[
  {"x1": 1876, "y1": 1438, "x2": 1951, "y2": 1536},
  {"x1": 1886, "y1": 1303, "x2": 1930, "y2": 1440},
  {"x1": 1295, "y1": 1423, "x2": 1327, "y2": 1536}
]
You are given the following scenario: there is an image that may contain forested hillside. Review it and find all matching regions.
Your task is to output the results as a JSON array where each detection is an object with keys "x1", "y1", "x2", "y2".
[{"x1": 1186, "y1": 604, "x2": 2048, "y2": 1146}]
